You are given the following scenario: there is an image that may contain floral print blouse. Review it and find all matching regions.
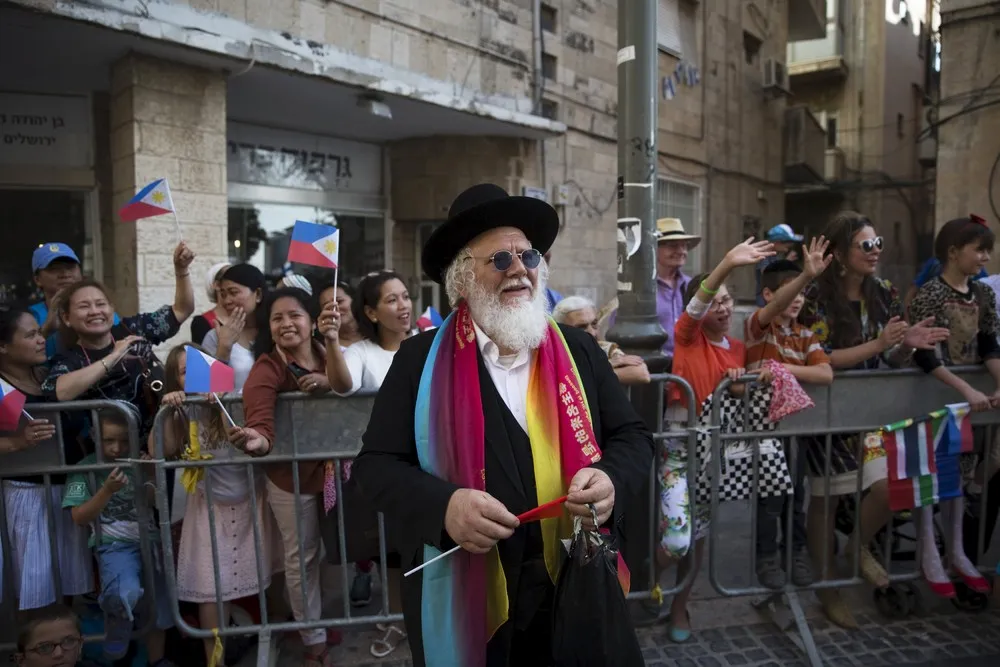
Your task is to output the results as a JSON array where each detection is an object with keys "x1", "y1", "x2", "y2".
[{"x1": 799, "y1": 277, "x2": 904, "y2": 370}]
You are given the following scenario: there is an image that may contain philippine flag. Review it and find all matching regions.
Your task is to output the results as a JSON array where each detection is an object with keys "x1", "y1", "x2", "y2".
[
  {"x1": 184, "y1": 346, "x2": 236, "y2": 394},
  {"x1": 287, "y1": 221, "x2": 340, "y2": 269},
  {"x1": 416, "y1": 306, "x2": 443, "y2": 332},
  {"x1": 0, "y1": 377, "x2": 27, "y2": 431},
  {"x1": 119, "y1": 178, "x2": 175, "y2": 222}
]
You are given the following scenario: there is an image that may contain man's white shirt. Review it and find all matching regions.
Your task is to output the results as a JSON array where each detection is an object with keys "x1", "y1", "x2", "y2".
[{"x1": 473, "y1": 321, "x2": 532, "y2": 433}]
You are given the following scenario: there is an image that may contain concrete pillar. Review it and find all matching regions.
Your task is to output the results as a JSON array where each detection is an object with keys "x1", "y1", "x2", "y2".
[{"x1": 109, "y1": 53, "x2": 228, "y2": 329}]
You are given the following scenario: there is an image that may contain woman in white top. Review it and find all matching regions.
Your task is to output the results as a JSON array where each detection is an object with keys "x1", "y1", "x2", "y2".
[
  {"x1": 320, "y1": 270, "x2": 411, "y2": 659},
  {"x1": 201, "y1": 264, "x2": 266, "y2": 385}
]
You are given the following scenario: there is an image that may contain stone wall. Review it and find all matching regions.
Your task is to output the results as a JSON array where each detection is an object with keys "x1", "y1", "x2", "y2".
[
  {"x1": 935, "y1": 0, "x2": 1000, "y2": 263},
  {"x1": 109, "y1": 54, "x2": 229, "y2": 341}
]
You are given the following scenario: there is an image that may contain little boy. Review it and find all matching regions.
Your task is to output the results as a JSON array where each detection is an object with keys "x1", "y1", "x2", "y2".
[
  {"x1": 62, "y1": 409, "x2": 175, "y2": 666},
  {"x1": 745, "y1": 254, "x2": 834, "y2": 589}
]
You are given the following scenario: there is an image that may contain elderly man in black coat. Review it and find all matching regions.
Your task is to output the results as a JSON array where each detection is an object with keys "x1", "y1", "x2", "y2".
[{"x1": 350, "y1": 183, "x2": 654, "y2": 667}]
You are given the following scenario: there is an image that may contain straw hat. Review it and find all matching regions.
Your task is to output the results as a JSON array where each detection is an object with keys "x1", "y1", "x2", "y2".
[{"x1": 656, "y1": 218, "x2": 701, "y2": 248}]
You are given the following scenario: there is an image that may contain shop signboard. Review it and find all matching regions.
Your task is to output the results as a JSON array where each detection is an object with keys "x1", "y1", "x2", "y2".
[
  {"x1": 0, "y1": 92, "x2": 92, "y2": 168},
  {"x1": 227, "y1": 122, "x2": 381, "y2": 194}
]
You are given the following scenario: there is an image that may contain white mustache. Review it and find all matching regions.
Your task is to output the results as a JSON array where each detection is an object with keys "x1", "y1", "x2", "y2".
[{"x1": 499, "y1": 278, "x2": 531, "y2": 291}]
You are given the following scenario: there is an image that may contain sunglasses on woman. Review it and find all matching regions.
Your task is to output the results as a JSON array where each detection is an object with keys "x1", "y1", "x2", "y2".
[{"x1": 857, "y1": 236, "x2": 884, "y2": 253}]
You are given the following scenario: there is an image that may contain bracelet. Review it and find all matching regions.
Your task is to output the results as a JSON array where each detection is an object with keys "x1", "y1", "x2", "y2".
[
  {"x1": 100, "y1": 358, "x2": 110, "y2": 373},
  {"x1": 175, "y1": 271, "x2": 190, "y2": 278},
  {"x1": 699, "y1": 280, "x2": 719, "y2": 296}
]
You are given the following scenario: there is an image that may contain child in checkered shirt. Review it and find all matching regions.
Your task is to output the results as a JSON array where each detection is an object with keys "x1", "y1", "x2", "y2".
[{"x1": 744, "y1": 238, "x2": 834, "y2": 590}]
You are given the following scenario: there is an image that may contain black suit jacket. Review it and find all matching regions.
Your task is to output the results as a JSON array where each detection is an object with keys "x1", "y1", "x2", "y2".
[{"x1": 352, "y1": 324, "x2": 654, "y2": 667}]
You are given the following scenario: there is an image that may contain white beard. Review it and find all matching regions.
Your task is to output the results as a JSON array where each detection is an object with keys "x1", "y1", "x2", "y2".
[{"x1": 466, "y1": 276, "x2": 549, "y2": 352}]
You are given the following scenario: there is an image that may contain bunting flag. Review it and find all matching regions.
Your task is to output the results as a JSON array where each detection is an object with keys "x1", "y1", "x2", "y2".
[{"x1": 884, "y1": 419, "x2": 938, "y2": 511}]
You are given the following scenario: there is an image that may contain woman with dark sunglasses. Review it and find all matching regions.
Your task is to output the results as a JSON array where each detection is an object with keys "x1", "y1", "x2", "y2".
[{"x1": 797, "y1": 211, "x2": 949, "y2": 629}]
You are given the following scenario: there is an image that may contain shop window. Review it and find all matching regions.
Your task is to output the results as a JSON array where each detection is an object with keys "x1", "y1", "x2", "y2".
[
  {"x1": 228, "y1": 203, "x2": 384, "y2": 285},
  {"x1": 0, "y1": 189, "x2": 89, "y2": 307}
]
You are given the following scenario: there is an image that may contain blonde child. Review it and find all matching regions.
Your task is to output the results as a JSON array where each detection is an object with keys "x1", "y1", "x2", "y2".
[
  {"x1": 658, "y1": 237, "x2": 773, "y2": 642},
  {"x1": 160, "y1": 344, "x2": 276, "y2": 667}
]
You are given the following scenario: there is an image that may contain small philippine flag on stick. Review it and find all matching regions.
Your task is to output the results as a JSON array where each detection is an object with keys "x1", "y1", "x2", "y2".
[
  {"x1": 119, "y1": 179, "x2": 176, "y2": 222},
  {"x1": 185, "y1": 347, "x2": 237, "y2": 427},
  {"x1": 287, "y1": 221, "x2": 340, "y2": 269},
  {"x1": 416, "y1": 306, "x2": 443, "y2": 332},
  {"x1": 0, "y1": 377, "x2": 28, "y2": 432}
]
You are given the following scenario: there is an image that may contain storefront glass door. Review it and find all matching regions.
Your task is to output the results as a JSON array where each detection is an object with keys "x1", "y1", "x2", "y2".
[
  {"x1": 228, "y1": 202, "x2": 384, "y2": 284},
  {"x1": 0, "y1": 189, "x2": 88, "y2": 307}
]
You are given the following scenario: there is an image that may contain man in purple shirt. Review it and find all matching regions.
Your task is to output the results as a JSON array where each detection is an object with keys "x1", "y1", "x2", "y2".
[{"x1": 606, "y1": 218, "x2": 700, "y2": 356}]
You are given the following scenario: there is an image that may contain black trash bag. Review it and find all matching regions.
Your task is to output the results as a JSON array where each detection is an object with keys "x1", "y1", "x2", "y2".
[{"x1": 551, "y1": 518, "x2": 644, "y2": 667}]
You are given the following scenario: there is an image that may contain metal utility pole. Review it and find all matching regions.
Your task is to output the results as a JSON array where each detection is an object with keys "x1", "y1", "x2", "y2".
[
  {"x1": 608, "y1": 0, "x2": 666, "y2": 618},
  {"x1": 607, "y1": 0, "x2": 666, "y2": 358}
]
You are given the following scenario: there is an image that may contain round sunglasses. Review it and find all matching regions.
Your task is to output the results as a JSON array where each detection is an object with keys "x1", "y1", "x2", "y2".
[
  {"x1": 857, "y1": 236, "x2": 884, "y2": 253},
  {"x1": 470, "y1": 248, "x2": 543, "y2": 272}
]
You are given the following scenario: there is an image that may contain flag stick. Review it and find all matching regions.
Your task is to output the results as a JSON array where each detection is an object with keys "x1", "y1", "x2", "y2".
[
  {"x1": 171, "y1": 210, "x2": 182, "y2": 245},
  {"x1": 404, "y1": 544, "x2": 461, "y2": 577},
  {"x1": 212, "y1": 392, "x2": 236, "y2": 428},
  {"x1": 21, "y1": 408, "x2": 34, "y2": 421}
]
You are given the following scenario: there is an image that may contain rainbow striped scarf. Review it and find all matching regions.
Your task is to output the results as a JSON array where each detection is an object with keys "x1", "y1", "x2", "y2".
[{"x1": 414, "y1": 301, "x2": 604, "y2": 667}]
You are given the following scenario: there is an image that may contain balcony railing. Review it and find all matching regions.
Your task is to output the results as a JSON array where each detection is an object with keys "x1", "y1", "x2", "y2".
[{"x1": 784, "y1": 105, "x2": 826, "y2": 185}]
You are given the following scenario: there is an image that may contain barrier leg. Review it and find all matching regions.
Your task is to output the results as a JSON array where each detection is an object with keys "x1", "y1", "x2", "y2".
[{"x1": 256, "y1": 627, "x2": 277, "y2": 667}]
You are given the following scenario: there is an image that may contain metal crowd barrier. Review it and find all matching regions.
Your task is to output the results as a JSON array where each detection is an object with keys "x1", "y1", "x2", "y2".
[
  {"x1": 0, "y1": 399, "x2": 152, "y2": 653},
  {"x1": 150, "y1": 391, "x2": 399, "y2": 667},
  {"x1": 702, "y1": 366, "x2": 1000, "y2": 667},
  {"x1": 3, "y1": 369, "x2": 999, "y2": 666}
]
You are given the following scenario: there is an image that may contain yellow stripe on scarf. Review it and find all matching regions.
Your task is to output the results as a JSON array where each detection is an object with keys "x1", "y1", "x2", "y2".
[{"x1": 180, "y1": 419, "x2": 214, "y2": 494}]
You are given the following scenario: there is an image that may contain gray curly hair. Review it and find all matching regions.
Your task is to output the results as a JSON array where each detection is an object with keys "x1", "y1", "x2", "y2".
[{"x1": 443, "y1": 248, "x2": 550, "y2": 306}]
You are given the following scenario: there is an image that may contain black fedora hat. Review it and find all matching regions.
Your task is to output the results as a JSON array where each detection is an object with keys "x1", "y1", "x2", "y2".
[{"x1": 421, "y1": 183, "x2": 560, "y2": 284}]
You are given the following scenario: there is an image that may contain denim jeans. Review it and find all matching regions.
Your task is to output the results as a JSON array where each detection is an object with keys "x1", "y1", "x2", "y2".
[{"x1": 96, "y1": 541, "x2": 173, "y2": 630}]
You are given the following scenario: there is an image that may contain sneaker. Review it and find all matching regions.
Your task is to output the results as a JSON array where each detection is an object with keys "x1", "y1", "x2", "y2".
[
  {"x1": 789, "y1": 549, "x2": 815, "y2": 587},
  {"x1": 350, "y1": 571, "x2": 373, "y2": 607},
  {"x1": 756, "y1": 553, "x2": 786, "y2": 589},
  {"x1": 102, "y1": 613, "x2": 132, "y2": 660}
]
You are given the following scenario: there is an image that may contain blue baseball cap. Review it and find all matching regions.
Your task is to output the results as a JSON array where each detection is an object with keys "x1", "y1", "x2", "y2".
[
  {"x1": 766, "y1": 224, "x2": 803, "y2": 243},
  {"x1": 32, "y1": 243, "x2": 81, "y2": 272}
]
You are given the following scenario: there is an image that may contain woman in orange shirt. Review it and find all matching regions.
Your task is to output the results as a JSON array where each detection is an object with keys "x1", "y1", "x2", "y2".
[{"x1": 659, "y1": 238, "x2": 774, "y2": 643}]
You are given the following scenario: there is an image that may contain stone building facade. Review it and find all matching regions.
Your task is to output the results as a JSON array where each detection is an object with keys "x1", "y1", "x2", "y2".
[
  {"x1": 784, "y1": 0, "x2": 936, "y2": 288},
  {"x1": 0, "y1": 0, "x2": 824, "y2": 339},
  {"x1": 934, "y1": 0, "x2": 1000, "y2": 250}
]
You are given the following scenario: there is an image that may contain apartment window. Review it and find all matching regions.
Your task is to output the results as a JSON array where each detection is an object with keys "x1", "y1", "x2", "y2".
[
  {"x1": 541, "y1": 99, "x2": 559, "y2": 120},
  {"x1": 897, "y1": 113, "x2": 905, "y2": 138},
  {"x1": 657, "y1": 0, "x2": 683, "y2": 55},
  {"x1": 825, "y1": 115, "x2": 838, "y2": 148},
  {"x1": 542, "y1": 53, "x2": 557, "y2": 81},
  {"x1": 656, "y1": 177, "x2": 702, "y2": 272},
  {"x1": 540, "y1": 3, "x2": 557, "y2": 33}
]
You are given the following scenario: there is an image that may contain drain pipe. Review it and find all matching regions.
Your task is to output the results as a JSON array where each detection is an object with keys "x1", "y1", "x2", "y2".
[{"x1": 532, "y1": 0, "x2": 548, "y2": 197}]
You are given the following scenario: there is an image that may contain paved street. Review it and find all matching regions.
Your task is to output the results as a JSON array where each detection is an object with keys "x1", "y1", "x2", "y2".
[{"x1": 279, "y1": 501, "x2": 1000, "y2": 667}]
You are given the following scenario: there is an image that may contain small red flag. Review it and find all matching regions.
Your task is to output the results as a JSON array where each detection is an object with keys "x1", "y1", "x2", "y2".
[{"x1": 517, "y1": 495, "x2": 567, "y2": 523}]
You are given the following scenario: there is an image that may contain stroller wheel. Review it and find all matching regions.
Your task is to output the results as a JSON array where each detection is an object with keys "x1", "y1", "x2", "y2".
[
  {"x1": 874, "y1": 583, "x2": 916, "y2": 619},
  {"x1": 951, "y1": 580, "x2": 991, "y2": 613}
]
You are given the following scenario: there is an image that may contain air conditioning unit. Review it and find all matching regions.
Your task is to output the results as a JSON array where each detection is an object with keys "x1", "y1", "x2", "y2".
[{"x1": 763, "y1": 58, "x2": 790, "y2": 95}]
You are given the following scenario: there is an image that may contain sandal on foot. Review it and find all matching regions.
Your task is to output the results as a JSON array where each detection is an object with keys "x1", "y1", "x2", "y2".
[
  {"x1": 370, "y1": 625, "x2": 407, "y2": 658},
  {"x1": 817, "y1": 589, "x2": 858, "y2": 629},
  {"x1": 665, "y1": 611, "x2": 691, "y2": 643}
]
